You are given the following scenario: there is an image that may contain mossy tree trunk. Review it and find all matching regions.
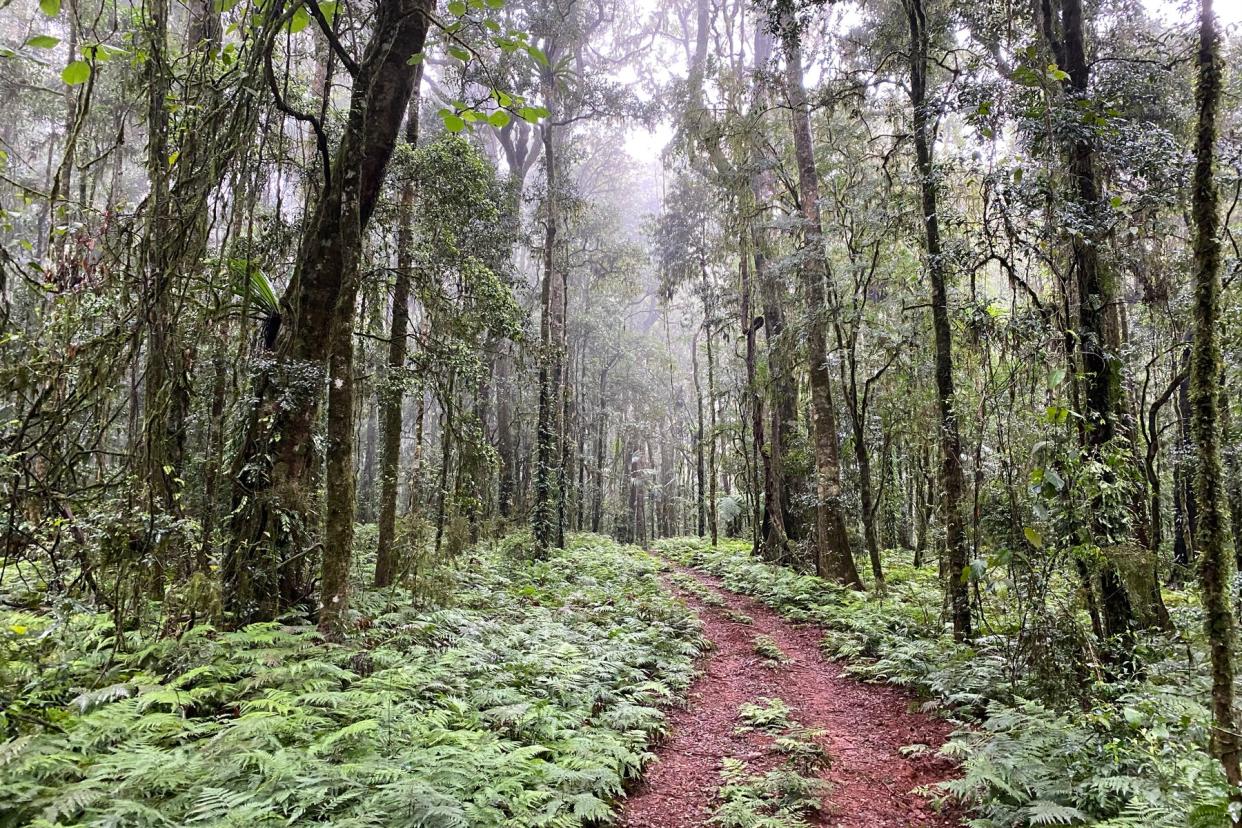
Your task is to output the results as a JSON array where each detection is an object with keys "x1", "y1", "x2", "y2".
[
  {"x1": 532, "y1": 98, "x2": 563, "y2": 555},
  {"x1": 375, "y1": 65, "x2": 424, "y2": 589},
  {"x1": 224, "y1": 0, "x2": 431, "y2": 627},
  {"x1": 1189, "y1": 0, "x2": 1241, "y2": 814}
]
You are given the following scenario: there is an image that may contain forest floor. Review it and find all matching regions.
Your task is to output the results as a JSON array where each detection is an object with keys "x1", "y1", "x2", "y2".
[{"x1": 621, "y1": 557, "x2": 963, "y2": 828}]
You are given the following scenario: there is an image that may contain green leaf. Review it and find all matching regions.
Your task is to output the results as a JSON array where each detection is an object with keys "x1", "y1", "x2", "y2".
[
  {"x1": 230, "y1": 264, "x2": 279, "y2": 315},
  {"x1": 448, "y1": 45, "x2": 470, "y2": 62},
  {"x1": 1023, "y1": 527, "x2": 1043, "y2": 549},
  {"x1": 525, "y1": 44, "x2": 548, "y2": 66},
  {"x1": 286, "y1": 6, "x2": 311, "y2": 33},
  {"x1": 61, "y1": 60, "x2": 91, "y2": 85},
  {"x1": 81, "y1": 43, "x2": 125, "y2": 62},
  {"x1": 517, "y1": 105, "x2": 549, "y2": 124},
  {"x1": 1044, "y1": 405, "x2": 1069, "y2": 425},
  {"x1": 448, "y1": 0, "x2": 466, "y2": 14},
  {"x1": 406, "y1": 51, "x2": 424, "y2": 65},
  {"x1": 40, "y1": 0, "x2": 61, "y2": 16},
  {"x1": 964, "y1": 558, "x2": 987, "y2": 583},
  {"x1": 488, "y1": 110, "x2": 511, "y2": 128},
  {"x1": 317, "y1": 1, "x2": 337, "y2": 22},
  {"x1": 1025, "y1": 800, "x2": 1087, "y2": 826},
  {"x1": 442, "y1": 112, "x2": 466, "y2": 133},
  {"x1": 1012, "y1": 65, "x2": 1041, "y2": 87},
  {"x1": 25, "y1": 35, "x2": 60, "y2": 48}
]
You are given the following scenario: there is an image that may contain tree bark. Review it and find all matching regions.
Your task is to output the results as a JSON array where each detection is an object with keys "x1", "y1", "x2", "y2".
[
  {"x1": 906, "y1": 0, "x2": 970, "y2": 638},
  {"x1": 780, "y1": 15, "x2": 862, "y2": 588},
  {"x1": 704, "y1": 287, "x2": 719, "y2": 548},
  {"x1": 747, "y1": 26, "x2": 793, "y2": 561},
  {"x1": 1173, "y1": 349, "x2": 1197, "y2": 580},
  {"x1": 532, "y1": 65, "x2": 564, "y2": 555},
  {"x1": 224, "y1": 0, "x2": 431, "y2": 626},
  {"x1": 693, "y1": 328, "x2": 707, "y2": 537},
  {"x1": 1189, "y1": 0, "x2": 1241, "y2": 812},
  {"x1": 1041, "y1": 0, "x2": 1137, "y2": 646},
  {"x1": 496, "y1": 342, "x2": 517, "y2": 519},
  {"x1": 741, "y1": 229, "x2": 765, "y2": 557},
  {"x1": 375, "y1": 65, "x2": 424, "y2": 588}
]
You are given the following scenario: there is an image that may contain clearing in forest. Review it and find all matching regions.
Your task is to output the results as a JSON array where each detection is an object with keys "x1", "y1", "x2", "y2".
[{"x1": 623, "y1": 558, "x2": 961, "y2": 828}]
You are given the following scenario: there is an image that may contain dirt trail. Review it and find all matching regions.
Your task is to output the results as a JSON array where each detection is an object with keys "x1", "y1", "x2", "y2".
[{"x1": 621, "y1": 560, "x2": 963, "y2": 828}]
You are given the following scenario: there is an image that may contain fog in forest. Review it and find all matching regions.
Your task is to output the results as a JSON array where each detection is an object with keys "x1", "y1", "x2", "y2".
[{"x1": 4, "y1": 0, "x2": 1242, "y2": 824}]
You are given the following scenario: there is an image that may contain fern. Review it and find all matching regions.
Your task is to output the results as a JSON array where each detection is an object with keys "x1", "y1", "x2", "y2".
[
  {"x1": 0, "y1": 536, "x2": 705, "y2": 827},
  {"x1": 651, "y1": 536, "x2": 1234, "y2": 828},
  {"x1": 752, "y1": 635, "x2": 790, "y2": 666},
  {"x1": 736, "y1": 698, "x2": 794, "y2": 733}
]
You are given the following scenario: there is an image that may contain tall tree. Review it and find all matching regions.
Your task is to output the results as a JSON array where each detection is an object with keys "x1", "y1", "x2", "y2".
[
  {"x1": 224, "y1": 0, "x2": 432, "y2": 626},
  {"x1": 778, "y1": 5, "x2": 864, "y2": 589},
  {"x1": 904, "y1": 0, "x2": 970, "y2": 638},
  {"x1": 1189, "y1": 0, "x2": 1241, "y2": 812},
  {"x1": 532, "y1": 60, "x2": 565, "y2": 555},
  {"x1": 375, "y1": 66, "x2": 425, "y2": 589},
  {"x1": 1039, "y1": 0, "x2": 1137, "y2": 646}
]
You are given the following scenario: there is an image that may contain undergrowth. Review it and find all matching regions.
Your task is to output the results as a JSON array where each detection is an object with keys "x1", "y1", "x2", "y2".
[
  {"x1": 736, "y1": 698, "x2": 794, "y2": 733},
  {"x1": 655, "y1": 537, "x2": 1233, "y2": 828},
  {"x1": 752, "y1": 635, "x2": 790, "y2": 666},
  {"x1": 709, "y1": 699, "x2": 828, "y2": 828},
  {"x1": 0, "y1": 534, "x2": 705, "y2": 827}
]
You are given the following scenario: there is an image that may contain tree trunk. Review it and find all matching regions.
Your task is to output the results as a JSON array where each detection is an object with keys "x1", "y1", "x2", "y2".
[
  {"x1": 141, "y1": 0, "x2": 177, "y2": 595},
  {"x1": 906, "y1": 0, "x2": 970, "y2": 638},
  {"x1": 532, "y1": 67, "x2": 564, "y2": 555},
  {"x1": 1189, "y1": 0, "x2": 1241, "y2": 812},
  {"x1": 853, "y1": 427, "x2": 884, "y2": 589},
  {"x1": 496, "y1": 343, "x2": 516, "y2": 519},
  {"x1": 747, "y1": 26, "x2": 791, "y2": 561},
  {"x1": 781, "y1": 15, "x2": 862, "y2": 589},
  {"x1": 198, "y1": 335, "x2": 229, "y2": 572},
  {"x1": 358, "y1": 397, "x2": 378, "y2": 523},
  {"x1": 1223, "y1": 393, "x2": 1242, "y2": 572},
  {"x1": 144, "y1": 0, "x2": 247, "y2": 586},
  {"x1": 741, "y1": 229, "x2": 766, "y2": 557},
  {"x1": 558, "y1": 325, "x2": 572, "y2": 548},
  {"x1": 693, "y1": 329, "x2": 707, "y2": 537},
  {"x1": 593, "y1": 364, "x2": 609, "y2": 532},
  {"x1": 406, "y1": 385, "x2": 427, "y2": 515},
  {"x1": 318, "y1": 258, "x2": 360, "y2": 637},
  {"x1": 1041, "y1": 0, "x2": 1136, "y2": 647},
  {"x1": 1174, "y1": 349, "x2": 1197, "y2": 579},
  {"x1": 705, "y1": 297, "x2": 719, "y2": 548},
  {"x1": 375, "y1": 65, "x2": 424, "y2": 588},
  {"x1": 224, "y1": 0, "x2": 431, "y2": 626}
]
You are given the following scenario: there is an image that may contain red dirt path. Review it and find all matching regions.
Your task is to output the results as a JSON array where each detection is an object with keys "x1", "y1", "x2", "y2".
[{"x1": 620, "y1": 560, "x2": 963, "y2": 828}]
